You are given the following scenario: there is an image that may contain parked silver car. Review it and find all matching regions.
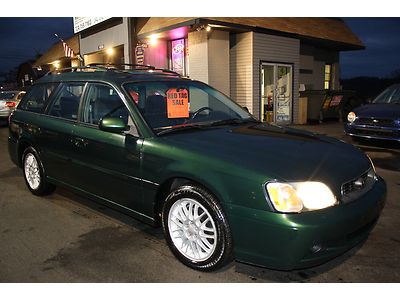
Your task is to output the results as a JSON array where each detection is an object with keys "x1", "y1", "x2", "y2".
[{"x1": 0, "y1": 91, "x2": 26, "y2": 121}]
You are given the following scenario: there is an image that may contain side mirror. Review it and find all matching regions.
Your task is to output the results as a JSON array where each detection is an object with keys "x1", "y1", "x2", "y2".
[
  {"x1": 99, "y1": 117, "x2": 129, "y2": 133},
  {"x1": 242, "y1": 106, "x2": 249, "y2": 113}
]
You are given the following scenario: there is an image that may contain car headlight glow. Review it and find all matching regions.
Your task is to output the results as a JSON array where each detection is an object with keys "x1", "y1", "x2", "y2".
[
  {"x1": 347, "y1": 111, "x2": 356, "y2": 123},
  {"x1": 266, "y1": 181, "x2": 338, "y2": 213}
]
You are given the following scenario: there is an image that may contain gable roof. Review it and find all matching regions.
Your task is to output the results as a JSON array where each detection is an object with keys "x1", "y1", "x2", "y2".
[{"x1": 137, "y1": 17, "x2": 364, "y2": 50}]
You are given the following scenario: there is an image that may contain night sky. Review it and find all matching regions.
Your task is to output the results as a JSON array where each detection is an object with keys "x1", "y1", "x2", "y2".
[
  {"x1": 0, "y1": 18, "x2": 73, "y2": 75},
  {"x1": 0, "y1": 17, "x2": 400, "y2": 79}
]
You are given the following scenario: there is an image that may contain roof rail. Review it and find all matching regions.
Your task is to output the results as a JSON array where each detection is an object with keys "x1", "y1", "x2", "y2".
[
  {"x1": 87, "y1": 63, "x2": 182, "y2": 76},
  {"x1": 44, "y1": 65, "x2": 107, "y2": 76},
  {"x1": 45, "y1": 63, "x2": 183, "y2": 77}
]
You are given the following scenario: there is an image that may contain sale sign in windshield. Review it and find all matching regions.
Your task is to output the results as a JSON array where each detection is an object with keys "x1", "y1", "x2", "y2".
[{"x1": 166, "y1": 88, "x2": 189, "y2": 118}]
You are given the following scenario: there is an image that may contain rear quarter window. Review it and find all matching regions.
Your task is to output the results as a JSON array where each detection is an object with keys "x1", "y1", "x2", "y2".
[{"x1": 19, "y1": 83, "x2": 59, "y2": 113}]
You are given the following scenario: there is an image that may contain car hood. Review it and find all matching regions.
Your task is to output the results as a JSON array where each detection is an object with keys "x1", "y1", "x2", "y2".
[
  {"x1": 159, "y1": 123, "x2": 371, "y2": 193},
  {"x1": 354, "y1": 104, "x2": 400, "y2": 119}
]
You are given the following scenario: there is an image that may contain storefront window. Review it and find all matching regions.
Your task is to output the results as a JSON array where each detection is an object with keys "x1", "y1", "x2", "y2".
[
  {"x1": 324, "y1": 64, "x2": 332, "y2": 90},
  {"x1": 170, "y1": 38, "x2": 187, "y2": 76}
]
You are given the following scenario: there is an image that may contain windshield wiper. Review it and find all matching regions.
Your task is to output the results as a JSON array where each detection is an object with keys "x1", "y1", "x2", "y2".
[
  {"x1": 208, "y1": 118, "x2": 259, "y2": 127},
  {"x1": 155, "y1": 124, "x2": 205, "y2": 136}
]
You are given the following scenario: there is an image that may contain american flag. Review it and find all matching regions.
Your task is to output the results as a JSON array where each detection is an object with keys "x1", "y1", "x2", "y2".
[{"x1": 63, "y1": 42, "x2": 74, "y2": 58}]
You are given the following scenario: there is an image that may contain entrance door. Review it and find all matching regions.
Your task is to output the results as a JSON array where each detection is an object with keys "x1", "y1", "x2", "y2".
[{"x1": 261, "y1": 63, "x2": 293, "y2": 124}]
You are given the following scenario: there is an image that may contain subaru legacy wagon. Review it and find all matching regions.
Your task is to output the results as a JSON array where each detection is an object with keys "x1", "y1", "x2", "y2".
[{"x1": 8, "y1": 65, "x2": 386, "y2": 271}]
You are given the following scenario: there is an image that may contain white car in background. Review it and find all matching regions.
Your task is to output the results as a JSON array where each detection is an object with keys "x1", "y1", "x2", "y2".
[{"x1": 0, "y1": 91, "x2": 26, "y2": 123}]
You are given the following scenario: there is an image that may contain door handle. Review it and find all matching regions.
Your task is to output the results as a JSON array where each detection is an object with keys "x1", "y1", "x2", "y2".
[{"x1": 71, "y1": 137, "x2": 88, "y2": 148}]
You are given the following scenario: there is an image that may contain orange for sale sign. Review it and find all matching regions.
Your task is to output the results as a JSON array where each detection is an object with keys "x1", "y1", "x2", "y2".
[{"x1": 166, "y1": 88, "x2": 189, "y2": 118}]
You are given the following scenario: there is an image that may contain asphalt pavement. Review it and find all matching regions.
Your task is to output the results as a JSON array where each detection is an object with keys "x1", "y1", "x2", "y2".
[{"x1": 0, "y1": 120, "x2": 399, "y2": 282}]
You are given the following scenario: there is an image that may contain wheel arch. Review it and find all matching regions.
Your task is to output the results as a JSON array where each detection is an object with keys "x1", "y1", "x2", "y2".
[{"x1": 153, "y1": 175, "x2": 228, "y2": 226}]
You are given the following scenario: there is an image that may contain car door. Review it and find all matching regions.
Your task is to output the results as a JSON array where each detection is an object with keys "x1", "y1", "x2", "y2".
[
  {"x1": 69, "y1": 82, "x2": 144, "y2": 213},
  {"x1": 40, "y1": 82, "x2": 86, "y2": 183}
]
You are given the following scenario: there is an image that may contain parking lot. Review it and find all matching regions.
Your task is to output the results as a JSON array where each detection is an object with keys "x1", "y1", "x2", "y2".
[{"x1": 0, "y1": 121, "x2": 399, "y2": 283}]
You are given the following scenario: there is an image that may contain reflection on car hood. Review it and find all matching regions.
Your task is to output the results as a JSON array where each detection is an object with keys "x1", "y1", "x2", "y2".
[
  {"x1": 354, "y1": 104, "x2": 400, "y2": 119},
  {"x1": 160, "y1": 123, "x2": 370, "y2": 193}
]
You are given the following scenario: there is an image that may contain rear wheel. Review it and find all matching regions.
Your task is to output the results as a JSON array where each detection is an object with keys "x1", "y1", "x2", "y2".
[
  {"x1": 162, "y1": 184, "x2": 233, "y2": 271},
  {"x1": 22, "y1": 147, "x2": 55, "y2": 196}
]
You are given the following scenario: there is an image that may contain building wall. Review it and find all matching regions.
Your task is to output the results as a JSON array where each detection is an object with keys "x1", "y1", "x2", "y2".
[
  {"x1": 80, "y1": 17, "x2": 130, "y2": 63},
  {"x1": 299, "y1": 44, "x2": 340, "y2": 90},
  {"x1": 188, "y1": 30, "x2": 209, "y2": 83},
  {"x1": 144, "y1": 40, "x2": 168, "y2": 69},
  {"x1": 208, "y1": 30, "x2": 230, "y2": 96},
  {"x1": 230, "y1": 32, "x2": 253, "y2": 112},
  {"x1": 253, "y1": 32, "x2": 300, "y2": 123},
  {"x1": 188, "y1": 29, "x2": 230, "y2": 96}
]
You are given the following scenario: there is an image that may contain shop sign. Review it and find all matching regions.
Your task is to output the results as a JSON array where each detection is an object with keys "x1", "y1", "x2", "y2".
[
  {"x1": 171, "y1": 39, "x2": 185, "y2": 75},
  {"x1": 276, "y1": 97, "x2": 290, "y2": 122},
  {"x1": 135, "y1": 46, "x2": 145, "y2": 65},
  {"x1": 73, "y1": 17, "x2": 111, "y2": 33}
]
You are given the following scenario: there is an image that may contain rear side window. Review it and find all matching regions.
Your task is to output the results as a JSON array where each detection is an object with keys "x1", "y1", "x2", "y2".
[
  {"x1": 19, "y1": 83, "x2": 58, "y2": 113},
  {"x1": 48, "y1": 83, "x2": 85, "y2": 120}
]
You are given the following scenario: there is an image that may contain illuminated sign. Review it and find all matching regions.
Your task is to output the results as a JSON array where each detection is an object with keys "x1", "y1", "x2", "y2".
[
  {"x1": 171, "y1": 39, "x2": 185, "y2": 75},
  {"x1": 73, "y1": 17, "x2": 112, "y2": 33}
]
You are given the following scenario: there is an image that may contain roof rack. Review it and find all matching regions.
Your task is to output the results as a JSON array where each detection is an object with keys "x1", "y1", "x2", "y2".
[
  {"x1": 87, "y1": 63, "x2": 182, "y2": 76},
  {"x1": 44, "y1": 65, "x2": 108, "y2": 76},
  {"x1": 45, "y1": 63, "x2": 182, "y2": 77}
]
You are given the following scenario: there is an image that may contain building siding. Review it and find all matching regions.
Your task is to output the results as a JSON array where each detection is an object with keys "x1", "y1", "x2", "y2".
[
  {"x1": 230, "y1": 32, "x2": 253, "y2": 112},
  {"x1": 299, "y1": 44, "x2": 340, "y2": 90},
  {"x1": 253, "y1": 32, "x2": 300, "y2": 123},
  {"x1": 208, "y1": 30, "x2": 230, "y2": 96},
  {"x1": 80, "y1": 18, "x2": 129, "y2": 57},
  {"x1": 188, "y1": 30, "x2": 209, "y2": 83}
]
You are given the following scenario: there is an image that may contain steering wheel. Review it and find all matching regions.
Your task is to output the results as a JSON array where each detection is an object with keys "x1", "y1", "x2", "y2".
[{"x1": 191, "y1": 107, "x2": 213, "y2": 119}]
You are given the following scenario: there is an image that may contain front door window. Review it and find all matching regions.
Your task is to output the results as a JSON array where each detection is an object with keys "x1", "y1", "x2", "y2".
[{"x1": 261, "y1": 63, "x2": 293, "y2": 124}]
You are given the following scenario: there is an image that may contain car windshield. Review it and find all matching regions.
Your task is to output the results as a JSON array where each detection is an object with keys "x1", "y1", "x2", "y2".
[
  {"x1": 373, "y1": 85, "x2": 400, "y2": 104},
  {"x1": 0, "y1": 92, "x2": 16, "y2": 100},
  {"x1": 124, "y1": 81, "x2": 254, "y2": 133}
]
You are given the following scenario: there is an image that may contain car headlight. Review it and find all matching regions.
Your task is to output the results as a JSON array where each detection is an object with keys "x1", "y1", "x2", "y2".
[
  {"x1": 347, "y1": 111, "x2": 356, "y2": 123},
  {"x1": 265, "y1": 181, "x2": 338, "y2": 213}
]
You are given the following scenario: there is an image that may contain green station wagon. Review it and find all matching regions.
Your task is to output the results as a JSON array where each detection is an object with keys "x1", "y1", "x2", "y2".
[{"x1": 8, "y1": 65, "x2": 386, "y2": 271}]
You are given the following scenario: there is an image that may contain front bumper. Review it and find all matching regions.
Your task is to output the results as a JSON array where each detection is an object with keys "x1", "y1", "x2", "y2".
[
  {"x1": 344, "y1": 122, "x2": 400, "y2": 141},
  {"x1": 226, "y1": 177, "x2": 386, "y2": 270}
]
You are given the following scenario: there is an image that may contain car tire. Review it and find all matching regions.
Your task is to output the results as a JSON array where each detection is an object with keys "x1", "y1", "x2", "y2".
[
  {"x1": 22, "y1": 146, "x2": 56, "y2": 196},
  {"x1": 162, "y1": 184, "x2": 233, "y2": 271}
]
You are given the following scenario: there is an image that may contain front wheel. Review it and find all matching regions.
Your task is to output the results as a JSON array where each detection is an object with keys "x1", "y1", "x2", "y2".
[
  {"x1": 162, "y1": 184, "x2": 233, "y2": 271},
  {"x1": 22, "y1": 147, "x2": 55, "y2": 196}
]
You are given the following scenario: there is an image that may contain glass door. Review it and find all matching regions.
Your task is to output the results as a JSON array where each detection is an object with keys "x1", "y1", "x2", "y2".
[{"x1": 261, "y1": 63, "x2": 293, "y2": 124}]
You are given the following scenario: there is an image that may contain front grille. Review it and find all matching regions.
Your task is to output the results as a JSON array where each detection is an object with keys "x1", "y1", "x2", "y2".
[
  {"x1": 341, "y1": 169, "x2": 376, "y2": 203},
  {"x1": 354, "y1": 128, "x2": 397, "y2": 138},
  {"x1": 356, "y1": 118, "x2": 394, "y2": 127}
]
